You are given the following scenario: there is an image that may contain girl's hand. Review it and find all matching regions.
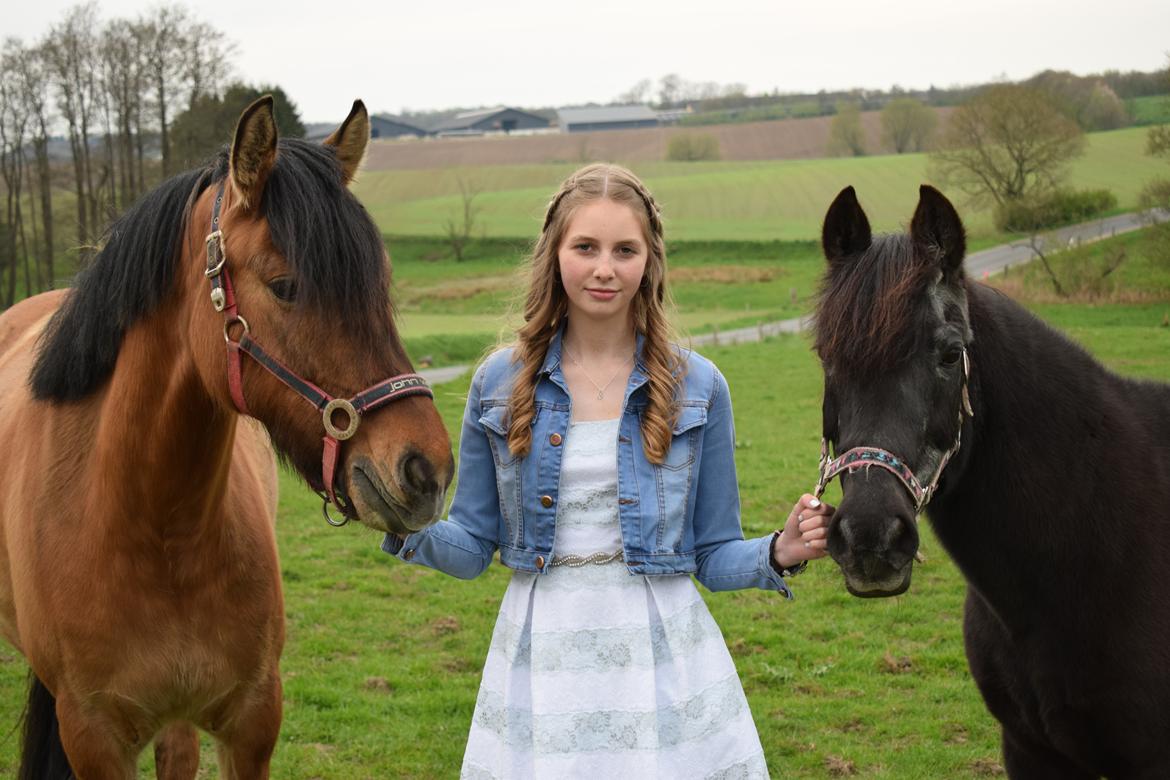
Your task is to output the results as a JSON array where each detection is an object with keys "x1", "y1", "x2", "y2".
[{"x1": 773, "y1": 493, "x2": 834, "y2": 570}]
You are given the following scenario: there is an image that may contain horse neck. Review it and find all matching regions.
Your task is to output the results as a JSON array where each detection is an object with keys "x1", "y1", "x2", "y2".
[
  {"x1": 89, "y1": 281, "x2": 238, "y2": 542},
  {"x1": 929, "y1": 284, "x2": 1119, "y2": 623}
]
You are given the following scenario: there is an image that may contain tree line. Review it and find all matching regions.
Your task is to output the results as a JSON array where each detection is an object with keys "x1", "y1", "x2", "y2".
[{"x1": 0, "y1": 2, "x2": 304, "y2": 308}]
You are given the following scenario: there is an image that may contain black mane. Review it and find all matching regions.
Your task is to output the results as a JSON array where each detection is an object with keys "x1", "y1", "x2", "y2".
[{"x1": 31, "y1": 139, "x2": 391, "y2": 402}]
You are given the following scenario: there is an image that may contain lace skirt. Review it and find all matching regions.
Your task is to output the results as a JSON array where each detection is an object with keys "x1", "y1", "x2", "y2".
[{"x1": 461, "y1": 562, "x2": 769, "y2": 779}]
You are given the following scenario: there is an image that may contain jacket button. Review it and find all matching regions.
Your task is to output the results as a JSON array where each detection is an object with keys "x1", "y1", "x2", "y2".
[
  {"x1": 535, "y1": 555, "x2": 545, "y2": 568},
  {"x1": 549, "y1": 433, "x2": 563, "y2": 446},
  {"x1": 403, "y1": 549, "x2": 415, "y2": 561},
  {"x1": 540, "y1": 495, "x2": 553, "y2": 508}
]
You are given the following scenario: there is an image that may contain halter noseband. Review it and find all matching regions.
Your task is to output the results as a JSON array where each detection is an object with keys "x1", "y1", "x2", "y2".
[
  {"x1": 814, "y1": 350, "x2": 974, "y2": 515},
  {"x1": 205, "y1": 182, "x2": 433, "y2": 526}
]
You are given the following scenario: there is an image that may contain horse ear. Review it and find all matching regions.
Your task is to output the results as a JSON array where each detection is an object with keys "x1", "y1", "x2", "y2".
[
  {"x1": 323, "y1": 100, "x2": 370, "y2": 185},
  {"x1": 229, "y1": 96, "x2": 278, "y2": 212},
  {"x1": 822, "y1": 186, "x2": 872, "y2": 266},
  {"x1": 911, "y1": 185, "x2": 967, "y2": 277}
]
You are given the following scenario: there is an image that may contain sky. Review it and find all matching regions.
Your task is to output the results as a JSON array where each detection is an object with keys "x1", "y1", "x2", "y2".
[{"x1": 10, "y1": 0, "x2": 1170, "y2": 123}]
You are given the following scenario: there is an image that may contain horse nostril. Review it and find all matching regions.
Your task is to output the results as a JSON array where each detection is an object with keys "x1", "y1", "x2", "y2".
[{"x1": 401, "y1": 453, "x2": 437, "y2": 495}]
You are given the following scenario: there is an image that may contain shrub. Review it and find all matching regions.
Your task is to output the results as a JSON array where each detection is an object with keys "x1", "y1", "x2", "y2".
[
  {"x1": 995, "y1": 188, "x2": 1118, "y2": 232},
  {"x1": 666, "y1": 133, "x2": 721, "y2": 161}
]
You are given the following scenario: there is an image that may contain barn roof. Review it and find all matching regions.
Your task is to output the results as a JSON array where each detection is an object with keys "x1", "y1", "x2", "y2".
[
  {"x1": 433, "y1": 106, "x2": 549, "y2": 131},
  {"x1": 557, "y1": 104, "x2": 659, "y2": 126}
]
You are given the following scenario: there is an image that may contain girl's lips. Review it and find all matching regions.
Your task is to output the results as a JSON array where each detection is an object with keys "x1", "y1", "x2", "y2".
[{"x1": 586, "y1": 288, "x2": 618, "y2": 301}]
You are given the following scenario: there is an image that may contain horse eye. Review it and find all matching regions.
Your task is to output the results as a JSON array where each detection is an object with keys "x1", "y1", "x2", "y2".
[
  {"x1": 268, "y1": 277, "x2": 298, "y2": 303},
  {"x1": 940, "y1": 347, "x2": 963, "y2": 366}
]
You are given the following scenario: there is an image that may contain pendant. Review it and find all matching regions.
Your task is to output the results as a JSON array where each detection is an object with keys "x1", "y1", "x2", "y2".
[{"x1": 597, "y1": 390, "x2": 604, "y2": 400}]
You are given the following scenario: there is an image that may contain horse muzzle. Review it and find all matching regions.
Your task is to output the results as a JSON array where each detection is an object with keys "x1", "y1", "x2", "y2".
[
  {"x1": 349, "y1": 454, "x2": 448, "y2": 535},
  {"x1": 826, "y1": 478, "x2": 920, "y2": 598}
]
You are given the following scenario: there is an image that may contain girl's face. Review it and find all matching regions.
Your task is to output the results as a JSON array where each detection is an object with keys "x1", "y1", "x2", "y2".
[{"x1": 556, "y1": 198, "x2": 649, "y2": 329}]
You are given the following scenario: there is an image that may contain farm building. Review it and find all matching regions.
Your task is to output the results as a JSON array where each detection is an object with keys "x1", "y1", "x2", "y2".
[
  {"x1": 304, "y1": 114, "x2": 429, "y2": 142},
  {"x1": 369, "y1": 114, "x2": 429, "y2": 139},
  {"x1": 557, "y1": 105, "x2": 660, "y2": 133},
  {"x1": 432, "y1": 107, "x2": 550, "y2": 137}
]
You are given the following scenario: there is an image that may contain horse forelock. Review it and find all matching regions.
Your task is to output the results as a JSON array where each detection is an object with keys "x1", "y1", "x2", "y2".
[
  {"x1": 814, "y1": 234, "x2": 940, "y2": 378},
  {"x1": 260, "y1": 139, "x2": 394, "y2": 350}
]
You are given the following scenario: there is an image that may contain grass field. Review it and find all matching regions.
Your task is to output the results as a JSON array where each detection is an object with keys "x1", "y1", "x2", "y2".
[
  {"x1": 1128, "y1": 94, "x2": 1170, "y2": 126},
  {"x1": 0, "y1": 229, "x2": 1167, "y2": 777},
  {"x1": 353, "y1": 127, "x2": 1157, "y2": 243}
]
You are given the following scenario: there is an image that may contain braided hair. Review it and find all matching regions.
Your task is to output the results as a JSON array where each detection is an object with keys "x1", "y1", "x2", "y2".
[{"x1": 506, "y1": 163, "x2": 684, "y2": 464}]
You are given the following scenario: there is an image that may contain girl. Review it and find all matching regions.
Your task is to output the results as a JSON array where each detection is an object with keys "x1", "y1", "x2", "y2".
[{"x1": 382, "y1": 163, "x2": 832, "y2": 778}]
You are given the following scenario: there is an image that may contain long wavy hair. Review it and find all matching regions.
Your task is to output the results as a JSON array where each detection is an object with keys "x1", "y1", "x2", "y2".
[{"x1": 506, "y1": 163, "x2": 684, "y2": 463}]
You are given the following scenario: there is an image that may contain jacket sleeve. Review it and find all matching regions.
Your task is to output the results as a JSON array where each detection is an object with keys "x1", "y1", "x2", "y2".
[
  {"x1": 381, "y1": 361, "x2": 501, "y2": 579},
  {"x1": 691, "y1": 367, "x2": 793, "y2": 598}
]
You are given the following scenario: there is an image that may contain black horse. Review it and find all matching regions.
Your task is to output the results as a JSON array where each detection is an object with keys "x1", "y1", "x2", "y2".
[{"x1": 813, "y1": 185, "x2": 1170, "y2": 779}]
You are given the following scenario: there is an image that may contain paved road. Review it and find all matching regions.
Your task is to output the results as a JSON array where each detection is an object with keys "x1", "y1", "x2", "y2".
[{"x1": 419, "y1": 210, "x2": 1167, "y2": 384}]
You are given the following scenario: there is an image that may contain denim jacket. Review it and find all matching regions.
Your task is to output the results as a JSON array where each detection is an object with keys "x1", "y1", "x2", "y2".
[{"x1": 382, "y1": 327, "x2": 792, "y2": 597}]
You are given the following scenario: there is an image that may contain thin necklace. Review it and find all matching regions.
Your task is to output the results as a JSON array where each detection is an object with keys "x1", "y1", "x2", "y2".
[{"x1": 564, "y1": 345, "x2": 632, "y2": 400}]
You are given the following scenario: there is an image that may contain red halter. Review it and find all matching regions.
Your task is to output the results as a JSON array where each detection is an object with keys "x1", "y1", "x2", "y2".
[{"x1": 204, "y1": 183, "x2": 432, "y2": 525}]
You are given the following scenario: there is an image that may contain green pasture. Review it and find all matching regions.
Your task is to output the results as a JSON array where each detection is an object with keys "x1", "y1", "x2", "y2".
[
  {"x1": 4, "y1": 303, "x2": 1164, "y2": 778},
  {"x1": 1128, "y1": 94, "x2": 1170, "y2": 126},
  {"x1": 1, "y1": 227, "x2": 1167, "y2": 776},
  {"x1": 354, "y1": 127, "x2": 1156, "y2": 243}
]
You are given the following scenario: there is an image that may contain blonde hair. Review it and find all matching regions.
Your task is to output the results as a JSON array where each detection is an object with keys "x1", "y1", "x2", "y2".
[{"x1": 506, "y1": 163, "x2": 683, "y2": 464}]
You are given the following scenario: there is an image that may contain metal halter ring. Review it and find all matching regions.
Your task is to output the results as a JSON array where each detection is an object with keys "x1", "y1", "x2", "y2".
[
  {"x1": 223, "y1": 315, "x2": 250, "y2": 344},
  {"x1": 323, "y1": 398, "x2": 361, "y2": 440},
  {"x1": 319, "y1": 493, "x2": 349, "y2": 527}
]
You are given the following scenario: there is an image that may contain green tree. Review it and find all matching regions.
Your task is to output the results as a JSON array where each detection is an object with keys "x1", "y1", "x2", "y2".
[
  {"x1": 666, "y1": 133, "x2": 720, "y2": 161},
  {"x1": 170, "y1": 83, "x2": 304, "y2": 169},
  {"x1": 930, "y1": 84, "x2": 1085, "y2": 210},
  {"x1": 880, "y1": 97, "x2": 937, "y2": 153},
  {"x1": 827, "y1": 102, "x2": 865, "y2": 157}
]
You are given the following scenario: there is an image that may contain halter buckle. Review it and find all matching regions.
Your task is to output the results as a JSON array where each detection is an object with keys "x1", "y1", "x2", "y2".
[{"x1": 205, "y1": 230, "x2": 226, "y2": 278}]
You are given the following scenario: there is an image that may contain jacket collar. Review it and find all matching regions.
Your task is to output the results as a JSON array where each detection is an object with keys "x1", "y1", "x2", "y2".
[{"x1": 540, "y1": 321, "x2": 650, "y2": 400}]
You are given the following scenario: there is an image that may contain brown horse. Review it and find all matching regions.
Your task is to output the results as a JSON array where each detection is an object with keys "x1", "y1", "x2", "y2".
[{"x1": 0, "y1": 97, "x2": 453, "y2": 778}]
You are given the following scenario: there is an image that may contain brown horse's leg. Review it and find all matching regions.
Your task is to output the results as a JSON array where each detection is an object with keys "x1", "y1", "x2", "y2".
[
  {"x1": 154, "y1": 722, "x2": 200, "y2": 780},
  {"x1": 53, "y1": 695, "x2": 136, "y2": 780},
  {"x1": 215, "y1": 673, "x2": 282, "y2": 780}
]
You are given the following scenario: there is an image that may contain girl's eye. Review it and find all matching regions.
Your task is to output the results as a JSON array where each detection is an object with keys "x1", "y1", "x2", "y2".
[
  {"x1": 618, "y1": 246, "x2": 636, "y2": 256},
  {"x1": 268, "y1": 277, "x2": 298, "y2": 303},
  {"x1": 575, "y1": 243, "x2": 593, "y2": 252}
]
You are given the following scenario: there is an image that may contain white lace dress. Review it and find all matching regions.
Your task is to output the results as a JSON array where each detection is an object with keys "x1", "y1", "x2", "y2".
[{"x1": 461, "y1": 418, "x2": 769, "y2": 779}]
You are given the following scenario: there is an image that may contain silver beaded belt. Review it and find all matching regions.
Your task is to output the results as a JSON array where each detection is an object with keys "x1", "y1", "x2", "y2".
[{"x1": 549, "y1": 550, "x2": 625, "y2": 568}]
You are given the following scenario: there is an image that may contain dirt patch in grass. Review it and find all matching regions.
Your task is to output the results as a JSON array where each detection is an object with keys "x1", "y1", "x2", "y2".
[
  {"x1": 400, "y1": 274, "x2": 515, "y2": 303},
  {"x1": 988, "y1": 276, "x2": 1170, "y2": 304},
  {"x1": 971, "y1": 757, "x2": 1006, "y2": 776},
  {"x1": 669, "y1": 265, "x2": 784, "y2": 284},
  {"x1": 825, "y1": 755, "x2": 858, "y2": 776}
]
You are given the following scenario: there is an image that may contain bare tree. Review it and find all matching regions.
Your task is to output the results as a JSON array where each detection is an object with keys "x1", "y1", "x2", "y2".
[
  {"x1": 1, "y1": 42, "x2": 32, "y2": 304},
  {"x1": 930, "y1": 84, "x2": 1085, "y2": 210},
  {"x1": 46, "y1": 2, "x2": 102, "y2": 252},
  {"x1": 140, "y1": 4, "x2": 189, "y2": 178},
  {"x1": 618, "y1": 78, "x2": 653, "y2": 105},
  {"x1": 8, "y1": 39, "x2": 55, "y2": 289},
  {"x1": 101, "y1": 19, "x2": 146, "y2": 209},
  {"x1": 444, "y1": 177, "x2": 482, "y2": 262},
  {"x1": 880, "y1": 97, "x2": 937, "y2": 153},
  {"x1": 182, "y1": 20, "x2": 234, "y2": 111}
]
